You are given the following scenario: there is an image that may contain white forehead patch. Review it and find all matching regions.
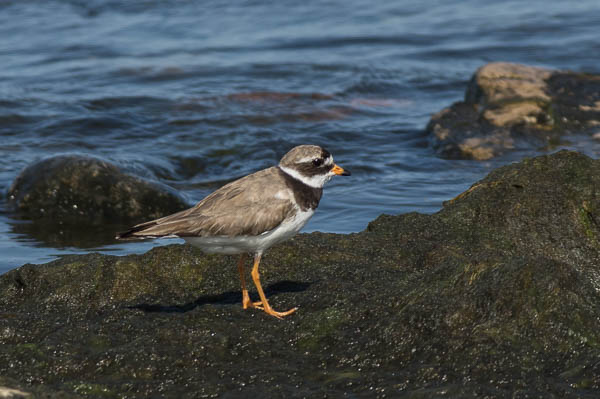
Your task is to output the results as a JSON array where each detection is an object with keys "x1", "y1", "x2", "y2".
[{"x1": 296, "y1": 155, "x2": 334, "y2": 165}]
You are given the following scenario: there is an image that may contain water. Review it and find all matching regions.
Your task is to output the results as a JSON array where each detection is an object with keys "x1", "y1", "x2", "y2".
[{"x1": 1, "y1": 0, "x2": 600, "y2": 273}]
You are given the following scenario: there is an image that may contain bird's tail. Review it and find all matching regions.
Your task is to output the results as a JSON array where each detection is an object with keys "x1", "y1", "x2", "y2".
[{"x1": 115, "y1": 221, "x2": 159, "y2": 240}]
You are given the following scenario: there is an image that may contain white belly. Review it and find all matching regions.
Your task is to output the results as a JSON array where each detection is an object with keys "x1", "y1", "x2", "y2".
[{"x1": 183, "y1": 209, "x2": 314, "y2": 255}]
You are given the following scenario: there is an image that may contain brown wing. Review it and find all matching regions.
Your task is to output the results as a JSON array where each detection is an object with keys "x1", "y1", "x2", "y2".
[{"x1": 116, "y1": 167, "x2": 296, "y2": 239}]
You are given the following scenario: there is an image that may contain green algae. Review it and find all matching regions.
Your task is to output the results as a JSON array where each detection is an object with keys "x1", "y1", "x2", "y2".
[
  {"x1": 70, "y1": 383, "x2": 117, "y2": 398},
  {"x1": 297, "y1": 306, "x2": 350, "y2": 352},
  {"x1": 578, "y1": 204, "x2": 599, "y2": 246}
]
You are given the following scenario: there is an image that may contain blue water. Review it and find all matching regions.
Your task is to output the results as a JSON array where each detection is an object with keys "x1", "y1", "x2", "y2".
[{"x1": 2, "y1": 0, "x2": 600, "y2": 273}]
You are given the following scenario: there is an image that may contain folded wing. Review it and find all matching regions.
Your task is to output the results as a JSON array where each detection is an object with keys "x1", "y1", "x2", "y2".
[{"x1": 116, "y1": 167, "x2": 296, "y2": 239}]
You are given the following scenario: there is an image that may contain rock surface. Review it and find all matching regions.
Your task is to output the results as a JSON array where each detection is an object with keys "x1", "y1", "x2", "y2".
[
  {"x1": 2, "y1": 150, "x2": 600, "y2": 397},
  {"x1": 7, "y1": 155, "x2": 188, "y2": 224},
  {"x1": 428, "y1": 62, "x2": 600, "y2": 160},
  {"x1": 5, "y1": 155, "x2": 189, "y2": 247},
  {"x1": 0, "y1": 385, "x2": 30, "y2": 398}
]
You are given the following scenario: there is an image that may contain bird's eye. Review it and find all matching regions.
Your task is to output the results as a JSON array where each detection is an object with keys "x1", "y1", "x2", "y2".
[{"x1": 312, "y1": 158, "x2": 323, "y2": 166}]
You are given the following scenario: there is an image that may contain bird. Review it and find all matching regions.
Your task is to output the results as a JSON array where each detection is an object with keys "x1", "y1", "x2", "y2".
[{"x1": 116, "y1": 145, "x2": 350, "y2": 318}]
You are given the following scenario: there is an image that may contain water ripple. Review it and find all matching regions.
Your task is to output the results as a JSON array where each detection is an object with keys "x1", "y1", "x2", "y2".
[{"x1": 1, "y1": 0, "x2": 600, "y2": 271}]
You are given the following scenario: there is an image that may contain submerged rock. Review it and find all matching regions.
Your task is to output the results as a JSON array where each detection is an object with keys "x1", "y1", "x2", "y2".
[
  {"x1": 1, "y1": 150, "x2": 600, "y2": 397},
  {"x1": 428, "y1": 62, "x2": 600, "y2": 160},
  {"x1": 6, "y1": 155, "x2": 188, "y2": 225}
]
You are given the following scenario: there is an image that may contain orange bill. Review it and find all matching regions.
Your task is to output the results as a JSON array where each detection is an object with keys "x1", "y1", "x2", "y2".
[{"x1": 331, "y1": 164, "x2": 351, "y2": 176}]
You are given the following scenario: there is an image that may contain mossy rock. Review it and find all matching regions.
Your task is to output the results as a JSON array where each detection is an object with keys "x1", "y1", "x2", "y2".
[
  {"x1": 1, "y1": 150, "x2": 600, "y2": 397},
  {"x1": 6, "y1": 154, "x2": 188, "y2": 224}
]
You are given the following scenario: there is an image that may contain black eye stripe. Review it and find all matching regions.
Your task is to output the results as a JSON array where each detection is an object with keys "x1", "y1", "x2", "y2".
[{"x1": 295, "y1": 161, "x2": 331, "y2": 177}]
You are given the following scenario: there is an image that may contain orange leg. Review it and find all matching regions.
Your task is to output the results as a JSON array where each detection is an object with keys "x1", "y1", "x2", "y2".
[
  {"x1": 237, "y1": 253, "x2": 262, "y2": 309},
  {"x1": 250, "y1": 253, "x2": 297, "y2": 319}
]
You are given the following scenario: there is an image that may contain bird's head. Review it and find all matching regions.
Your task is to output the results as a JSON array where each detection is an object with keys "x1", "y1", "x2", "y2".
[{"x1": 278, "y1": 145, "x2": 350, "y2": 188}]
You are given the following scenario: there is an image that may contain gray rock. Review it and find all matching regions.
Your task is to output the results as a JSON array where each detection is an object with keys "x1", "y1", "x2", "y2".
[
  {"x1": 1, "y1": 150, "x2": 600, "y2": 397},
  {"x1": 6, "y1": 154, "x2": 188, "y2": 225},
  {"x1": 428, "y1": 62, "x2": 600, "y2": 160}
]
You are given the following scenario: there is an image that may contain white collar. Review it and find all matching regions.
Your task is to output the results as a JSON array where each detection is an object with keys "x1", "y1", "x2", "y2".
[{"x1": 278, "y1": 165, "x2": 333, "y2": 189}]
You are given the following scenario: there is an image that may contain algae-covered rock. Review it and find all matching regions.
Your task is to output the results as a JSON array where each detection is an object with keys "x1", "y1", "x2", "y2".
[
  {"x1": 428, "y1": 62, "x2": 600, "y2": 160},
  {"x1": 6, "y1": 155, "x2": 188, "y2": 224},
  {"x1": 1, "y1": 150, "x2": 600, "y2": 397}
]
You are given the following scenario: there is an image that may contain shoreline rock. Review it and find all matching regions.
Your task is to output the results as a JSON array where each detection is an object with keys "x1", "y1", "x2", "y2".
[
  {"x1": 5, "y1": 154, "x2": 189, "y2": 248},
  {"x1": 427, "y1": 62, "x2": 600, "y2": 160},
  {"x1": 7, "y1": 154, "x2": 188, "y2": 224},
  {"x1": 1, "y1": 150, "x2": 600, "y2": 397}
]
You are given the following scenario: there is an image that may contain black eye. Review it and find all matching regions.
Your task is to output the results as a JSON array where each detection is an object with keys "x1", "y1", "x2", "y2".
[{"x1": 312, "y1": 158, "x2": 323, "y2": 166}]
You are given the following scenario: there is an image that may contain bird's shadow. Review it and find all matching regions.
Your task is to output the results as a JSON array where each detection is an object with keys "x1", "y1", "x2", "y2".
[{"x1": 129, "y1": 280, "x2": 313, "y2": 313}]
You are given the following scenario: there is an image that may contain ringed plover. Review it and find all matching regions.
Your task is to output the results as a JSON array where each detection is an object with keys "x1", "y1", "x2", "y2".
[{"x1": 116, "y1": 145, "x2": 350, "y2": 318}]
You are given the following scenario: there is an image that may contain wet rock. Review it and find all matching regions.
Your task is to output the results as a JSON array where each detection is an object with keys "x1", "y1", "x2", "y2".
[
  {"x1": 6, "y1": 155, "x2": 188, "y2": 225},
  {"x1": 0, "y1": 386, "x2": 30, "y2": 399},
  {"x1": 2, "y1": 150, "x2": 600, "y2": 397},
  {"x1": 428, "y1": 62, "x2": 600, "y2": 160}
]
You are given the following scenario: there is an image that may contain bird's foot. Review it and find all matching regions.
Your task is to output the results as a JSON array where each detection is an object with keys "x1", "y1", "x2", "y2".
[
  {"x1": 262, "y1": 306, "x2": 298, "y2": 319},
  {"x1": 242, "y1": 292, "x2": 263, "y2": 309},
  {"x1": 242, "y1": 292, "x2": 297, "y2": 318}
]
